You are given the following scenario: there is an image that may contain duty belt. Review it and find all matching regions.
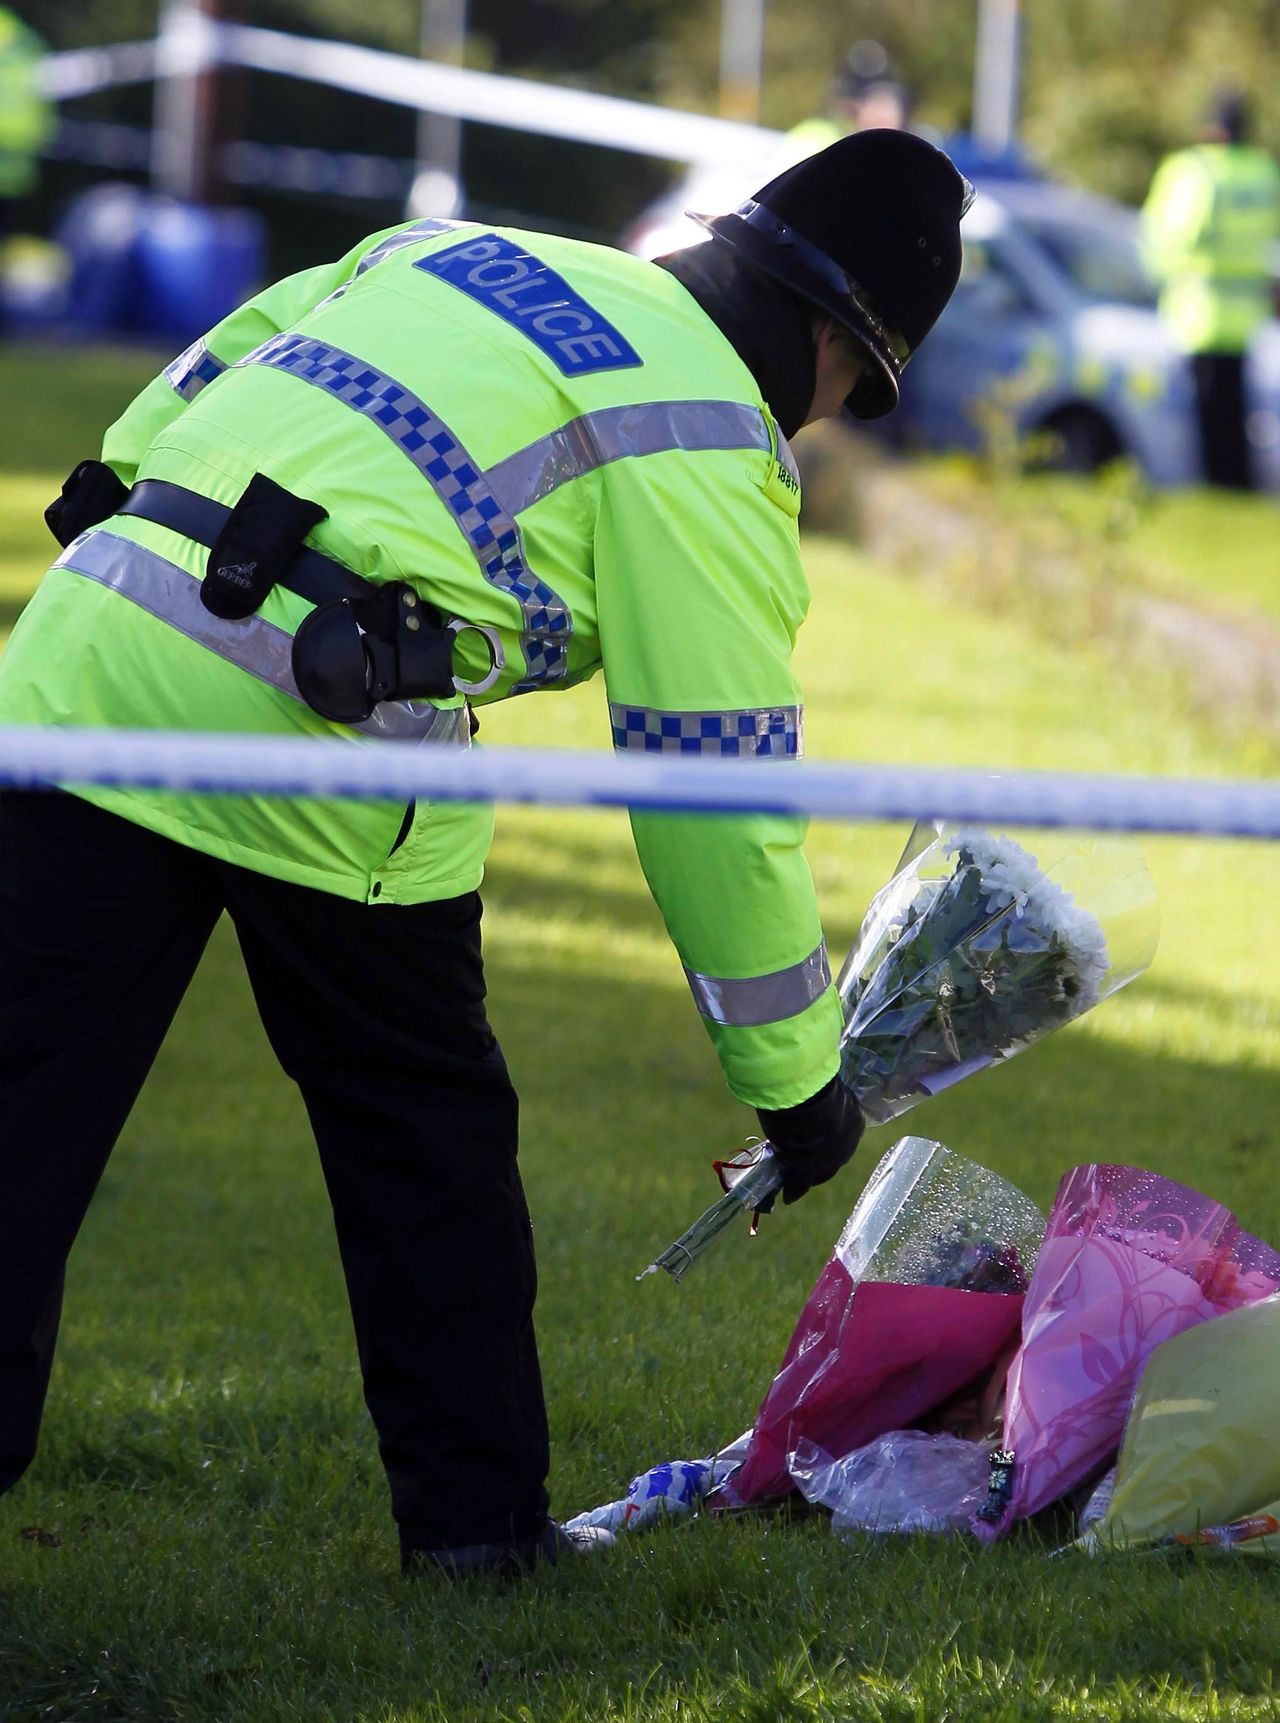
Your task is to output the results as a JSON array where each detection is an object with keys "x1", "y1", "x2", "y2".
[
  {"x1": 118, "y1": 478, "x2": 373, "y2": 608},
  {"x1": 116, "y1": 477, "x2": 505, "y2": 710}
]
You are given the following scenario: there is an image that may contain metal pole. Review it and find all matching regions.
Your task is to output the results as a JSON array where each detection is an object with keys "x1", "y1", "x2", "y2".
[
  {"x1": 718, "y1": 0, "x2": 765, "y2": 123},
  {"x1": 152, "y1": 0, "x2": 222, "y2": 200},
  {"x1": 972, "y1": 0, "x2": 1021, "y2": 152},
  {"x1": 411, "y1": 0, "x2": 467, "y2": 216}
]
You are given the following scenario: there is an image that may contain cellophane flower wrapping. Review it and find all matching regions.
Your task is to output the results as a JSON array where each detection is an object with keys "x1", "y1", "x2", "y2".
[
  {"x1": 639, "y1": 1144, "x2": 782, "y2": 1282},
  {"x1": 838, "y1": 823, "x2": 1157, "y2": 1124},
  {"x1": 972, "y1": 1163, "x2": 1280, "y2": 1541},
  {"x1": 716, "y1": 1136, "x2": 1045, "y2": 1507},
  {"x1": 789, "y1": 1431, "x2": 993, "y2": 1536}
]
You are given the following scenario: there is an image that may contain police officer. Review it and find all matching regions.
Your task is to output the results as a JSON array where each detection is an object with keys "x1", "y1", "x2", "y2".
[
  {"x1": 0, "y1": 131, "x2": 970, "y2": 1575},
  {"x1": 0, "y1": 4, "x2": 53, "y2": 325},
  {"x1": 1142, "y1": 90, "x2": 1280, "y2": 489},
  {"x1": 777, "y1": 40, "x2": 912, "y2": 176}
]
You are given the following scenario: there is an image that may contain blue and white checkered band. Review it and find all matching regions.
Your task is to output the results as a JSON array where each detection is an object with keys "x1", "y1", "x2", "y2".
[
  {"x1": 238, "y1": 332, "x2": 571, "y2": 689},
  {"x1": 355, "y1": 217, "x2": 467, "y2": 275},
  {"x1": 164, "y1": 338, "x2": 227, "y2": 402},
  {"x1": 609, "y1": 702, "x2": 803, "y2": 758},
  {"x1": 416, "y1": 234, "x2": 643, "y2": 377}
]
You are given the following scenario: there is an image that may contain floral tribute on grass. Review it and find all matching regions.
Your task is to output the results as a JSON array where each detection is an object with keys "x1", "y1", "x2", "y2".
[
  {"x1": 575, "y1": 1145, "x2": 1280, "y2": 1557},
  {"x1": 585, "y1": 824, "x2": 1280, "y2": 1554}
]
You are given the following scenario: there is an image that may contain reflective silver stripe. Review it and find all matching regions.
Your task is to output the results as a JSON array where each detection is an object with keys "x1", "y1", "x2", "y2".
[
  {"x1": 163, "y1": 338, "x2": 227, "y2": 402},
  {"x1": 609, "y1": 701, "x2": 803, "y2": 759},
  {"x1": 239, "y1": 333, "x2": 571, "y2": 691},
  {"x1": 54, "y1": 531, "x2": 468, "y2": 747},
  {"x1": 316, "y1": 220, "x2": 473, "y2": 313},
  {"x1": 356, "y1": 216, "x2": 467, "y2": 275},
  {"x1": 485, "y1": 400, "x2": 773, "y2": 516},
  {"x1": 685, "y1": 944, "x2": 832, "y2": 1028}
]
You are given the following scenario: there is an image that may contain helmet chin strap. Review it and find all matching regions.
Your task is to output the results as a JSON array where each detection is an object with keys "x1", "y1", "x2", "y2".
[{"x1": 655, "y1": 243, "x2": 817, "y2": 440}]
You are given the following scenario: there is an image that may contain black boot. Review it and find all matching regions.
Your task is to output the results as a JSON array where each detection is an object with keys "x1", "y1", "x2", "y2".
[{"x1": 402, "y1": 1518, "x2": 614, "y2": 1578}]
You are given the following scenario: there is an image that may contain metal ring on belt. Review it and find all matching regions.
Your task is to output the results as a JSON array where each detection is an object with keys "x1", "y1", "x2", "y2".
[{"x1": 446, "y1": 618, "x2": 506, "y2": 697}]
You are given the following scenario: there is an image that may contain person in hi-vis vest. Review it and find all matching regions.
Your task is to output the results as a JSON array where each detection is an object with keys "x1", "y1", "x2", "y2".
[
  {"x1": 0, "y1": 133, "x2": 971, "y2": 1577},
  {"x1": 776, "y1": 39, "x2": 912, "y2": 178},
  {"x1": 1142, "y1": 90, "x2": 1280, "y2": 489},
  {"x1": 0, "y1": 5, "x2": 52, "y2": 329}
]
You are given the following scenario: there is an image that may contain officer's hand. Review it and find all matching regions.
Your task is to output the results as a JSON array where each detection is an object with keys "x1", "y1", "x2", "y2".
[{"x1": 756, "y1": 1075, "x2": 865, "y2": 1206}]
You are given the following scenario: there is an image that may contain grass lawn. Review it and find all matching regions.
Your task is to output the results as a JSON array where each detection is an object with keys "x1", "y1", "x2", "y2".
[
  {"x1": 917, "y1": 455, "x2": 1280, "y2": 631},
  {"x1": 1106, "y1": 485, "x2": 1280, "y2": 623},
  {"x1": 1, "y1": 346, "x2": 1279, "y2": 1721}
]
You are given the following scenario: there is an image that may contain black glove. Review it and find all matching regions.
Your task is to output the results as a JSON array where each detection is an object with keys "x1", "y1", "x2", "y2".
[
  {"x1": 45, "y1": 459, "x2": 128, "y2": 548},
  {"x1": 757, "y1": 1075, "x2": 865, "y2": 1206}
]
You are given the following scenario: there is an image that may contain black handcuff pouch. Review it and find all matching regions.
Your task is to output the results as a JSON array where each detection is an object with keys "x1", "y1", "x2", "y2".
[
  {"x1": 202, "y1": 472, "x2": 327, "y2": 620},
  {"x1": 45, "y1": 459, "x2": 129, "y2": 548},
  {"x1": 292, "y1": 583, "x2": 457, "y2": 725}
]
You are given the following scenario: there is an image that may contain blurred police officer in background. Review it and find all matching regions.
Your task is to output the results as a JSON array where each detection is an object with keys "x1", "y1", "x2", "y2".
[
  {"x1": 0, "y1": 130, "x2": 970, "y2": 1576},
  {"x1": 0, "y1": 4, "x2": 52, "y2": 330},
  {"x1": 780, "y1": 40, "x2": 913, "y2": 171},
  {"x1": 1142, "y1": 89, "x2": 1280, "y2": 489}
]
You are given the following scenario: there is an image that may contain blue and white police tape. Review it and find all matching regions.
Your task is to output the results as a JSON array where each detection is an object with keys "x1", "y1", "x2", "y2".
[
  {"x1": 43, "y1": 24, "x2": 782, "y2": 168},
  {"x1": 0, "y1": 727, "x2": 1278, "y2": 839}
]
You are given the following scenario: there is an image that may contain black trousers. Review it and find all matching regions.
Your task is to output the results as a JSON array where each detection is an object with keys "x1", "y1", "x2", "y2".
[
  {"x1": 0, "y1": 790, "x2": 549, "y2": 1557},
  {"x1": 1191, "y1": 351, "x2": 1254, "y2": 490}
]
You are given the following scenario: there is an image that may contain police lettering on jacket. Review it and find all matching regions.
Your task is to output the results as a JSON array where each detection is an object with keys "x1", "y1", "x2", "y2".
[{"x1": 418, "y1": 235, "x2": 643, "y2": 377}]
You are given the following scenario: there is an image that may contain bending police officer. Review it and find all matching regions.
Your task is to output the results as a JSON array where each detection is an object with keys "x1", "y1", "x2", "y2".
[{"x1": 0, "y1": 131, "x2": 971, "y2": 1575}]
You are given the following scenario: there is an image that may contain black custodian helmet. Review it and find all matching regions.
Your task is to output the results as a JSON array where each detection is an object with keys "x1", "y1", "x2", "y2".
[{"x1": 691, "y1": 130, "x2": 974, "y2": 419}]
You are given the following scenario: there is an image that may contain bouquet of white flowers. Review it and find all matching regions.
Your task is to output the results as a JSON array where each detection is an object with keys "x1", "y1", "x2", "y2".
[
  {"x1": 837, "y1": 823, "x2": 1131, "y2": 1122},
  {"x1": 642, "y1": 822, "x2": 1157, "y2": 1281}
]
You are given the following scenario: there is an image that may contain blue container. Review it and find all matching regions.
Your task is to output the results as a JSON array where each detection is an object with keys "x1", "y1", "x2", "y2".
[
  {"x1": 134, "y1": 198, "x2": 266, "y2": 344},
  {"x1": 52, "y1": 184, "x2": 267, "y2": 343},
  {"x1": 54, "y1": 181, "x2": 150, "y2": 335}
]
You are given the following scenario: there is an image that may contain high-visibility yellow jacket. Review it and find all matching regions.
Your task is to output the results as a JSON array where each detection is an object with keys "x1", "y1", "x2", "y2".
[
  {"x1": 0, "y1": 219, "x2": 842, "y2": 1108},
  {"x1": 1141, "y1": 142, "x2": 1280, "y2": 354},
  {"x1": 776, "y1": 118, "x2": 846, "y2": 173},
  {"x1": 0, "y1": 8, "x2": 52, "y2": 200}
]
